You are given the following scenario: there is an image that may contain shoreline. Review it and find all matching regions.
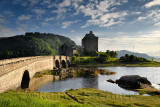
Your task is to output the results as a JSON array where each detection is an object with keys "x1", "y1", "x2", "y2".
[
  {"x1": 74, "y1": 63, "x2": 160, "y2": 67},
  {"x1": 1, "y1": 87, "x2": 160, "y2": 107}
]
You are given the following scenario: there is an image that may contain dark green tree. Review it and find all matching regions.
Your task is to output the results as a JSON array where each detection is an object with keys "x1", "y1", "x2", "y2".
[
  {"x1": 97, "y1": 52, "x2": 110, "y2": 63},
  {"x1": 105, "y1": 50, "x2": 118, "y2": 58},
  {"x1": 0, "y1": 32, "x2": 76, "y2": 59},
  {"x1": 74, "y1": 53, "x2": 80, "y2": 57}
]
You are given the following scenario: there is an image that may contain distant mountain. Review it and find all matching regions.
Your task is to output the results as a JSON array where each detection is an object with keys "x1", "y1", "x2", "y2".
[
  {"x1": 0, "y1": 32, "x2": 75, "y2": 59},
  {"x1": 154, "y1": 56, "x2": 160, "y2": 62},
  {"x1": 117, "y1": 50, "x2": 153, "y2": 60}
]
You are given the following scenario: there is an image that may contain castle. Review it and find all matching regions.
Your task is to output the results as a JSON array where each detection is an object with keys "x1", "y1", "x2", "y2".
[
  {"x1": 60, "y1": 31, "x2": 98, "y2": 56},
  {"x1": 82, "y1": 31, "x2": 98, "y2": 55}
]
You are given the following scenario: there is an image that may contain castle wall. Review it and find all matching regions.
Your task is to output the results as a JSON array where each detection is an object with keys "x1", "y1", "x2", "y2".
[{"x1": 82, "y1": 36, "x2": 98, "y2": 54}]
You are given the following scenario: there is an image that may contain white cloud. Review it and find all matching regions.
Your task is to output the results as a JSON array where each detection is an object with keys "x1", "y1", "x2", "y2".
[
  {"x1": 71, "y1": 36, "x2": 82, "y2": 45},
  {"x1": 59, "y1": 0, "x2": 71, "y2": 7},
  {"x1": 62, "y1": 20, "x2": 81, "y2": 29},
  {"x1": 0, "y1": 25, "x2": 15, "y2": 37},
  {"x1": 154, "y1": 21, "x2": 160, "y2": 27},
  {"x1": 13, "y1": 0, "x2": 39, "y2": 7},
  {"x1": 82, "y1": 11, "x2": 127, "y2": 28},
  {"x1": 137, "y1": 16, "x2": 147, "y2": 21},
  {"x1": 47, "y1": 3, "x2": 58, "y2": 8},
  {"x1": 45, "y1": 17, "x2": 54, "y2": 22},
  {"x1": 96, "y1": 0, "x2": 120, "y2": 13},
  {"x1": 59, "y1": 0, "x2": 83, "y2": 7},
  {"x1": 131, "y1": 12, "x2": 141, "y2": 15},
  {"x1": 18, "y1": 15, "x2": 31, "y2": 21},
  {"x1": 28, "y1": 0, "x2": 39, "y2": 6},
  {"x1": 32, "y1": 9, "x2": 45, "y2": 15},
  {"x1": 52, "y1": 8, "x2": 66, "y2": 19},
  {"x1": 52, "y1": 8, "x2": 66, "y2": 13},
  {"x1": 98, "y1": 30, "x2": 160, "y2": 56},
  {"x1": 145, "y1": 0, "x2": 160, "y2": 8},
  {"x1": 3, "y1": 11, "x2": 14, "y2": 16},
  {"x1": 0, "y1": 14, "x2": 8, "y2": 24},
  {"x1": 31, "y1": 26, "x2": 39, "y2": 30},
  {"x1": 0, "y1": 18, "x2": 8, "y2": 24},
  {"x1": 42, "y1": 0, "x2": 51, "y2": 5},
  {"x1": 32, "y1": 9, "x2": 46, "y2": 20},
  {"x1": 50, "y1": 0, "x2": 83, "y2": 19},
  {"x1": 41, "y1": 22, "x2": 49, "y2": 26},
  {"x1": 75, "y1": 0, "x2": 128, "y2": 28},
  {"x1": 71, "y1": 30, "x2": 75, "y2": 33},
  {"x1": 137, "y1": 10, "x2": 160, "y2": 26}
]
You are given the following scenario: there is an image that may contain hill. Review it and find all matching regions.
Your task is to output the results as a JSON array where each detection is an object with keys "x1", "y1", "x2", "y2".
[
  {"x1": 0, "y1": 32, "x2": 75, "y2": 59},
  {"x1": 117, "y1": 50, "x2": 153, "y2": 60}
]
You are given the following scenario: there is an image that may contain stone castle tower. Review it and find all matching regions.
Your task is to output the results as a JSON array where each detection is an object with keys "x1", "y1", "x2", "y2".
[{"x1": 82, "y1": 31, "x2": 98, "y2": 55}]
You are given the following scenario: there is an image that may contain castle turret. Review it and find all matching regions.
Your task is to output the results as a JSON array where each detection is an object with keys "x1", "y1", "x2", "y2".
[{"x1": 82, "y1": 31, "x2": 98, "y2": 55}]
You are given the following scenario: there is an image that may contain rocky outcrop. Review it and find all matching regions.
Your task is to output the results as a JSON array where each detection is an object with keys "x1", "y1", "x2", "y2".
[
  {"x1": 107, "y1": 79, "x2": 115, "y2": 83},
  {"x1": 99, "y1": 69, "x2": 116, "y2": 75},
  {"x1": 116, "y1": 75, "x2": 151, "y2": 89}
]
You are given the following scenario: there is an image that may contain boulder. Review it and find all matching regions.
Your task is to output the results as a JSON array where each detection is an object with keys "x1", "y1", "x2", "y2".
[{"x1": 116, "y1": 75, "x2": 151, "y2": 89}]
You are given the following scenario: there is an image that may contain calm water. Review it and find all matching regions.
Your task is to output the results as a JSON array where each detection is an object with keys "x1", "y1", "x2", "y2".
[{"x1": 37, "y1": 67, "x2": 160, "y2": 95}]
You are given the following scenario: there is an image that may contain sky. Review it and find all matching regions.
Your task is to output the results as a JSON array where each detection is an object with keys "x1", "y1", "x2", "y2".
[{"x1": 0, "y1": 0, "x2": 160, "y2": 57}]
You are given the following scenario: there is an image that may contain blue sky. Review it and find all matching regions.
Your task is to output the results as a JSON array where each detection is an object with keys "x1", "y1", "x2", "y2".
[{"x1": 0, "y1": 0, "x2": 160, "y2": 57}]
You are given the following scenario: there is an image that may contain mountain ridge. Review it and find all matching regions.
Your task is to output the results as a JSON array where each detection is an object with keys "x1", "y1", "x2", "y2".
[{"x1": 117, "y1": 50, "x2": 154, "y2": 60}]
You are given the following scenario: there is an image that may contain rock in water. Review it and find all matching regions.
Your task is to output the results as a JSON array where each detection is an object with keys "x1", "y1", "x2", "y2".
[
  {"x1": 107, "y1": 79, "x2": 115, "y2": 83},
  {"x1": 116, "y1": 75, "x2": 151, "y2": 89}
]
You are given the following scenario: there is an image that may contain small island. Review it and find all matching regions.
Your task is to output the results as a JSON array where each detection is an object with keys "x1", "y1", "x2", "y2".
[{"x1": 71, "y1": 52, "x2": 160, "y2": 67}]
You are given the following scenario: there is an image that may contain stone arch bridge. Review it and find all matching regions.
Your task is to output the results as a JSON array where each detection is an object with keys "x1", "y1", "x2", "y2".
[{"x1": 0, "y1": 56, "x2": 71, "y2": 93}]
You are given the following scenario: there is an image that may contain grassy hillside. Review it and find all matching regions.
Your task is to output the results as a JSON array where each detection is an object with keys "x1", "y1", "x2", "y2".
[{"x1": 0, "y1": 32, "x2": 75, "y2": 59}]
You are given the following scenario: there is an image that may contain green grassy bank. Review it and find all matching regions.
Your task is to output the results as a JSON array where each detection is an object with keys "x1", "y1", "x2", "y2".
[
  {"x1": 73, "y1": 57, "x2": 160, "y2": 67},
  {"x1": 1, "y1": 88, "x2": 160, "y2": 107}
]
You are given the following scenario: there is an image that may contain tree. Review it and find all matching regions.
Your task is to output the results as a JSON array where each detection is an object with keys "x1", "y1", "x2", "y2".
[
  {"x1": 97, "y1": 52, "x2": 110, "y2": 63},
  {"x1": 125, "y1": 54, "x2": 129, "y2": 61},
  {"x1": 72, "y1": 55, "x2": 77, "y2": 62},
  {"x1": 106, "y1": 50, "x2": 110, "y2": 55},
  {"x1": 0, "y1": 32, "x2": 75, "y2": 59},
  {"x1": 120, "y1": 56, "x2": 126, "y2": 62},
  {"x1": 105, "y1": 50, "x2": 118, "y2": 58},
  {"x1": 120, "y1": 54, "x2": 150, "y2": 63},
  {"x1": 75, "y1": 53, "x2": 80, "y2": 57},
  {"x1": 129, "y1": 55, "x2": 136, "y2": 62}
]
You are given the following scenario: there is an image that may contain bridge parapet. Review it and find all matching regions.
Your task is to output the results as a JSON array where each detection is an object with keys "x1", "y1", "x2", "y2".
[
  {"x1": 0, "y1": 56, "x2": 53, "y2": 77},
  {"x1": 0, "y1": 57, "x2": 39, "y2": 65}
]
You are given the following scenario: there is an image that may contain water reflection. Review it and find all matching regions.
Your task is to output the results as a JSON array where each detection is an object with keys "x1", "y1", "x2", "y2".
[
  {"x1": 37, "y1": 67, "x2": 160, "y2": 95},
  {"x1": 82, "y1": 77, "x2": 98, "y2": 89}
]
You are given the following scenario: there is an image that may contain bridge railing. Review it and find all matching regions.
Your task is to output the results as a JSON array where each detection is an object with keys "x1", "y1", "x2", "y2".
[
  {"x1": 0, "y1": 56, "x2": 41, "y2": 65},
  {"x1": 0, "y1": 56, "x2": 52, "y2": 77}
]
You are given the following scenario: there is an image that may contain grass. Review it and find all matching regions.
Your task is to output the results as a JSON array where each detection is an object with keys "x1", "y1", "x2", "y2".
[
  {"x1": 1, "y1": 88, "x2": 160, "y2": 107},
  {"x1": 0, "y1": 89, "x2": 89, "y2": 107},
  {"x1": 137, "y1": 88, "x2": 160, "y2": 95},
  {"x1": 34, "y1": 70, "x2": 57, "y2": 78}
]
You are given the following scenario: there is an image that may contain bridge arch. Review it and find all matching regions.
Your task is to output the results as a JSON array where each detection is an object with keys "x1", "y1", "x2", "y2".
[
  {"x1": 21, "y1": 70, "x2": 30, "y2": 89},
  {"x1": 62, "y1": 60, "x2": 66, "y2": 68},
  {"x1": 55, "y1": 60, "x2": 60, "y2": 68}
]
